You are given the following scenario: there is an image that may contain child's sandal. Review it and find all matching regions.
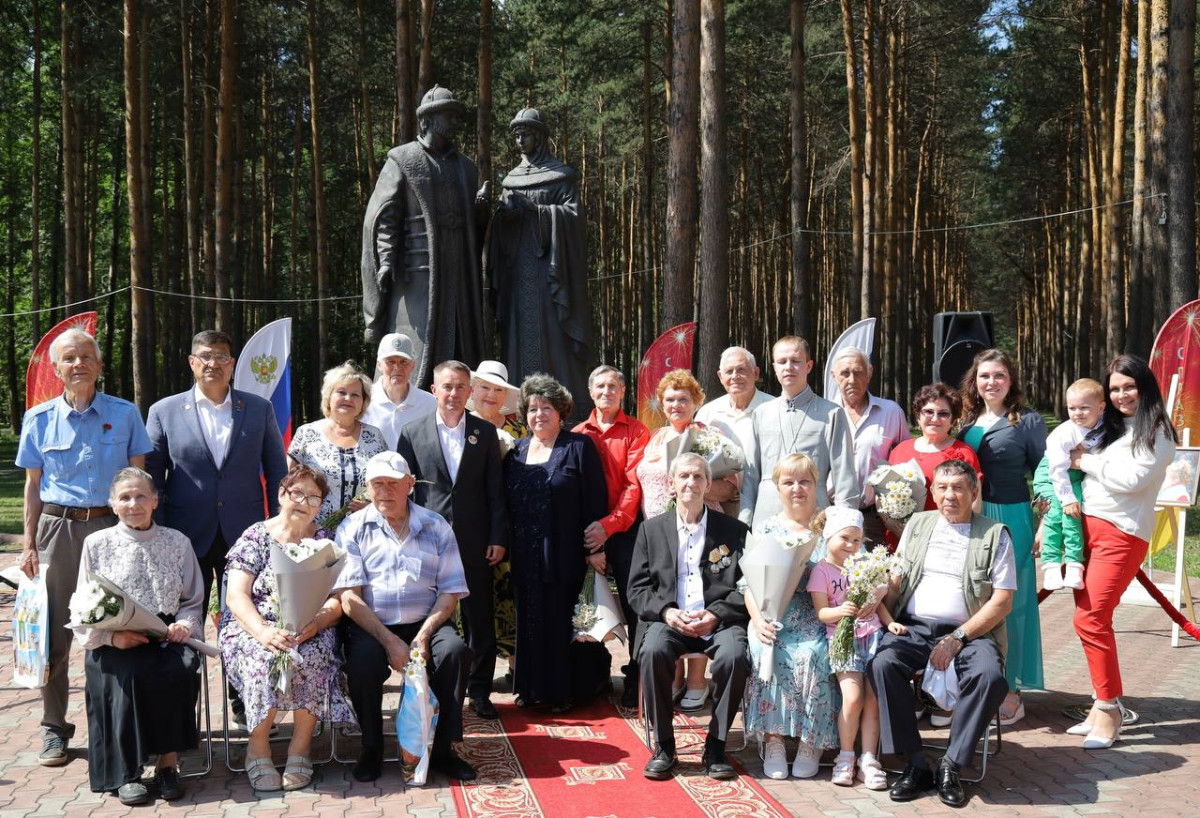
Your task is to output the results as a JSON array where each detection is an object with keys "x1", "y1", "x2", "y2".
[
  {"x1": 857, "y1": 755, "x2": 888, "y2": 790},
  {"x1": 831, "y1": 755, "x2": 855, "y2": 786}
]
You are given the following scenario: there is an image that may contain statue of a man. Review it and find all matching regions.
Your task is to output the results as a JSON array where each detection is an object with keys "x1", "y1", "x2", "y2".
[
  {"x1": 361, "y1": 85, "x2": 490, "y2": 388},
  {"x1": 486, "y1": 108, "x2": 592, "y2": 418}
]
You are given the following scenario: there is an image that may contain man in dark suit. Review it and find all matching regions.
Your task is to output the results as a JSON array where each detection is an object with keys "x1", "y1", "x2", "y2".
[
  {"x1": 628, "y1": 452, "x2": 751, "y2": 781},
  {"x1": 397, "y1": 359, "x2": 508, "y2": 719},
  {"x1": 146, "y1": 330, "x2": 289, "y2": 605}
]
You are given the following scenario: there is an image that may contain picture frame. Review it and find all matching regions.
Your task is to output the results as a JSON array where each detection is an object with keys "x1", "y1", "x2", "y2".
[{"x1": 1156, "y1": 446, "x2": 1200, "y2": 508}]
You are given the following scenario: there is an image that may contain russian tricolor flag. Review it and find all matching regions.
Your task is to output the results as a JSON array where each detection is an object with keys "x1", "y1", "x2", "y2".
[{"x1": 234, "y1": 317, "x2": 293, "y2": 448}]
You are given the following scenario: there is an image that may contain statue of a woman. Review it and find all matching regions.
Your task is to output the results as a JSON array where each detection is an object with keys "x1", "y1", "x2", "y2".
[{"x1": 486, "y1": 108, "x2": 592, "y2": 419}]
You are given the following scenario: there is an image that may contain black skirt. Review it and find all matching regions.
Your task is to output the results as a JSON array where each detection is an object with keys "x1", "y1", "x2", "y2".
[{"x1": 84, "y1": 641, "x2": 201, "y2": 792}]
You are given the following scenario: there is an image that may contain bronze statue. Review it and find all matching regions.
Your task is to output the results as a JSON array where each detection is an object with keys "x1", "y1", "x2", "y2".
[
  {"x1": 361, "y1": 85, "x2": 490, "y2": 388},
  {"x1": 486, "y1": 108, "x2": 593, "y2": 418}
]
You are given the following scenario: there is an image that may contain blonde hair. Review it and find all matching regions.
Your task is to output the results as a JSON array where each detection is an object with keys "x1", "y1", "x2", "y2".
[
  {"x1": 1066, "y1": 378, "x2": 1104, "y2": 404},
  {"x1": 320, "y1": 362, "x2": 373, "y2": 420},
  {"x1": 772, "y1": 452, "x2": 818, "y2": 485}
]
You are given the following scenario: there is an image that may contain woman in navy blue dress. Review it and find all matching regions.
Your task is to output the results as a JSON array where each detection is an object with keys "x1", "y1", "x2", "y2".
[{"x1": 505, "y1": 374, "x2": 608, "y2": 712}]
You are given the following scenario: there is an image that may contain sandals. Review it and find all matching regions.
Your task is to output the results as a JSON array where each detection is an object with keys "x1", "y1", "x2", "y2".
[
  {"x1": 858, "y1": 754, "x2": 888, "y2": 790},
  {"x1": 831, "y1": 753, "x2": 855, "y2": 786},
  {"x1": 246, "y1": 756, "x2": 282, "y2": 792},
  {"x1": 283, "y1": 755, "x2": 314, "y2": 791}
]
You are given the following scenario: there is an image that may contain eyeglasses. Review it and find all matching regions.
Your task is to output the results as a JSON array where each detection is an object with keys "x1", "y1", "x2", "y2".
[
  {"x1": 193, "y1": 352, "x2": 233, "y2": 365},
  {"x1": 286, "y1": 489, "x2": 324, "y2": 508},
  {"x1": 920, "y1": 409, "x2": 953, "y2": 420}
]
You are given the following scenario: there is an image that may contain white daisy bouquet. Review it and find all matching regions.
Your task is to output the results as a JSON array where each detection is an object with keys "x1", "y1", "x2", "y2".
[
  {"x1": 829, "y1": 546, "x2": 898, "y2": 668},
  {"x1": 571, "y1": 568, "x2": 627, "y2": 643},
  {"x1": 867, "y1": 459, "x2": 927, "y2": 523},
  {"x1": 687, "y1": 425, "x2": 745, "y2": 480}
]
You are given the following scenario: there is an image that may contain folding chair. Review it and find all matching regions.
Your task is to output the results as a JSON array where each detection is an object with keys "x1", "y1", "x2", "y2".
[
  {"x1": 219, "y1": 659, "x2": 335, "y2": 772},
  {"x1": 920, "y1": 709, "x2": 1002, "y2": 783},
  {"x1": 179, "y1": 651, "x2": 213, "y2": 779}
]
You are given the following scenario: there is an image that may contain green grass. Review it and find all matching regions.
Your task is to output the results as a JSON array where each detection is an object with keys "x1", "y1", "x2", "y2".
[{"x1": 0, "y1": 434, "x2": 23, "y2": 543}]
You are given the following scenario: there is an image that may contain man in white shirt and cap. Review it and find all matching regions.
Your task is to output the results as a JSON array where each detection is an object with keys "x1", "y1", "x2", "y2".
[{"x1": 362, "y1": 332, "x2": 437, "y2": 450}]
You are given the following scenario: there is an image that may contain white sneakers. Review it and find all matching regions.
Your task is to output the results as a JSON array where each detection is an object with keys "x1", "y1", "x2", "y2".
[
  {"x1": 762, "y1": 736, "x2": 789, "y2": 780},
  {"x1": 792, "y1": 741, "x2": 821, "y2": 779}
]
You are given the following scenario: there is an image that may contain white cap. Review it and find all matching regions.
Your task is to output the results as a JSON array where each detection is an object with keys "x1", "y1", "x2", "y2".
[
  {"x1": 821, "y1": 506, "x2": 865, "y2": 540},
  {"x1": 364, "y1": 451, "x2": 413, "y2": 482},
  {"x1": 377, "y1": 333, "x2": 416, "y2": 362},
  {"x1": 468, "y1": 360, "x2": 521, "y2": 416}
]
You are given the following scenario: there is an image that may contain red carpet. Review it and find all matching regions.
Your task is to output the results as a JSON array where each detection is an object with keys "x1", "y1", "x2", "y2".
[{"x1": 451, "y1": 694, "x2": 790, "y2": 818}]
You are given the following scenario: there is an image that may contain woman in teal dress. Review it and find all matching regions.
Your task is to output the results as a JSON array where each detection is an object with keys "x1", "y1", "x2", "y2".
[
  {"x1": 959, "y1": 349, "x2": 1047, "y2": 725},
  {"x1": 742, "y1": 453, "x2": 840, "y2": 780}
]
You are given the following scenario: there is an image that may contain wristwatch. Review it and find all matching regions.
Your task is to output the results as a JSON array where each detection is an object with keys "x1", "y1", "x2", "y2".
[{"x1": 951, "y1": 628, "x2": 969, "y2": 644}]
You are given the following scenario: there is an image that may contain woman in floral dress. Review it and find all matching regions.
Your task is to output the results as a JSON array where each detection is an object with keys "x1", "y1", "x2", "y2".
[
  {"x1": 742, "y1": 453, "x2": 840, "y2": 780},
  {"x1": 220, "y1": 466, "x2": 355, "y2": 792}
]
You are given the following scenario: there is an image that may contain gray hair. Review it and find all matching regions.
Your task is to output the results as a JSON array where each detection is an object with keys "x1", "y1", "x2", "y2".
[
  {"x1": 320, "y1": 361, "x2": 373, "y2": 420},
  {"x1": 832, "y1": 347, "x2": 871, "y2": 369},
  {"x1": 670, "y1": 452, "x2": 712, "y2": 481},
  {"x1": 519, "y1": 372, "x2": 574, "y2": 419},
  {"x1": 108, "y1": 467, "x2": 157, "y2": 504},
  {"x1": 588, "y1": 364, "x2": 626, "y2": 388},
  {"x1": 49, "y1": 328, "x2": 102, "y2": 364},
  {"x1": 933, "y1": 458, "x2": 979, "y2": 491},
  {"x1": 719, "y1": 346, "x2": 757, "y2": 370}
]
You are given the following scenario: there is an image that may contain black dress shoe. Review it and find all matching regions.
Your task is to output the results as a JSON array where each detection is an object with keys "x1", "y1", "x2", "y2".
[
  {"x1": 352, "y1": 747, "x2": 383, "y2": 782},
  {"x1": 117, "y1": 781, "x2": 150, "y2": 805},
  {"x1": 889, "y1": 761, "x2": 935, "y2": 802},
  {"x1": 431, "y1": 749, "x2": 476, "y2": 781},
  {"x1": 937, "y1": 757, "x2": 967, "y2": 808},
  {"x1": 549, "y1": 700, "x2": 574, "y2": 715},
  {"x1": 701, "y1": 737, "x2": 736, "y2": 780},
  {"x1": 155, "y1": 766, "x2": 184, "y2": 801},
  {"x1": 643, "y1": 747, "x2": 676, "y2": 780},
  {"x1": 471, "y1": 697, "x2": 500, "y2": 720},
  {"x1": 619, "y1": 683, "x2": 640, "y2": 710}
]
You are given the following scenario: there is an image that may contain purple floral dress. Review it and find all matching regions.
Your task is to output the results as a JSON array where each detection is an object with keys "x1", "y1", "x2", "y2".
[{"x1": 219, "y1": 523, "x2": 356, "y2": 731}]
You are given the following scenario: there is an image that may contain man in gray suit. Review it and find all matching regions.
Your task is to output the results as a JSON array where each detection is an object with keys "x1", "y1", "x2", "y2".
[
  {"x1": 145, "y1": 330, "x2": 289, "y2": 607},
  {"x1": 740, "y1": 336, "x2": 859, "y2": 529},
  {"x1": 397, "y1": 360, "x2": 508, "y2": 719}
]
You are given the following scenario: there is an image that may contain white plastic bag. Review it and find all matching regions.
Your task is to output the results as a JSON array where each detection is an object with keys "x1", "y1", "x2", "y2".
[{"x1": 13, "y1": 570, "x2": 50, "y2": 689}]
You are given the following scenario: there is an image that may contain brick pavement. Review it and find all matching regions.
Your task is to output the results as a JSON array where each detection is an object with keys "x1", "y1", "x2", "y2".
[{"x1": 1, "y1": 550, "x2": 1197, "y2": 817}]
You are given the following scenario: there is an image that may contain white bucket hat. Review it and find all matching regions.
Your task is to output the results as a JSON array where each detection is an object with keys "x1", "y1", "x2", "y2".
[{"x1": 468, "y1": 360, "x2": 521, "y2": 416}]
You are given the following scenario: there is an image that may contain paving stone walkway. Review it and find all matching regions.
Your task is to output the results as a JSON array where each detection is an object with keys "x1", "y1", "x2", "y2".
[{"x1": 1, "y1": 550, "x2": 1196, "y2": 817}]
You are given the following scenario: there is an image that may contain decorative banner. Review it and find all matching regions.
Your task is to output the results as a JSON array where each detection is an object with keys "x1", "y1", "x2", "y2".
[
  {"x1": 234, "y1": 317, "x2": 293, "y2": 448},
  {"x1": 1150, "y1": 299, "x2": 1200, "y2": 435},
  {"x1": 824, "y1": 317, "x2": 877, "y2": 402},
  {"x1": 25, "y1": 312, "x2": 99, "y2": 410},
  {"x1": 636, "y1": 322, "x2": 695, "y2": 430}
]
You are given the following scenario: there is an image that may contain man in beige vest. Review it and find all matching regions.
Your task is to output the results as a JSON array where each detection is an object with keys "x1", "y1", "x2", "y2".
[{"x1": 870, "y1": 459, "x2": 1014, "y2": 808}]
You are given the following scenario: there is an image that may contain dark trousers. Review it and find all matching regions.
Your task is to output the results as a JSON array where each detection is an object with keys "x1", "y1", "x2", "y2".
[
  {"x1": 460, "y1": 564, "x2": 497, "y2": 701},
  {"x1": 197, "y1": 529, "x2": 230, "y2": 613},
  {"x1": 638, "y1": 622, "x2": 749, "y2": 751},
  {"x1": 605, "y1": 524, "x2": 641, "y2": 685},
  {"x1": 868, "y1": 618, "x2": 1008, "y2": 767},
  {"x1": 342, "y1": 620, "x2": 470, "y2": 755}
]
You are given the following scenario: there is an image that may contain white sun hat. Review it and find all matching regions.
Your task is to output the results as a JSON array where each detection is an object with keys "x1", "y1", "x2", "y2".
[{"x1": 468, "y1": 360, "x2": 522, "y2": 416}]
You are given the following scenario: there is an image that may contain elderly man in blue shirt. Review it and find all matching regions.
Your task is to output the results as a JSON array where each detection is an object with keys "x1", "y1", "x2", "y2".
[
  {"x1": 335, "y1": 451, "x2": 474, "y2": 784},
  {"x1": 16, "y1": 328, "x2": 154, "y2": 767}
]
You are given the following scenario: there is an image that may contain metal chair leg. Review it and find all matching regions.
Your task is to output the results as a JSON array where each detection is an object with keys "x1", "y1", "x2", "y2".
[{"x1": 180, "y1": 652, "x2": 212, "y2": 779}]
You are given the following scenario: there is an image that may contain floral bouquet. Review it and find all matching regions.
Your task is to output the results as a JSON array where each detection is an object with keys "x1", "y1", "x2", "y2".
[
  {"x1": 318, "y1": 490, "x2": 368, "y2": 530},
  {"x1": 866, "y1": 459, "x2": 927, "y2": 524},
  {"x1": 66, "y1": 571, "x2": 220, "y2": 657},
  {"x1": 572, "y1": 567, "x2": 627, "y2": 644},
  {"x1": 396, "y1": 647, "x2": 439, "y2": 785},
  {"x1": 740, "y1": 531, "x2": 816, "y2": 681},
  {"x1": 828, "y1": 546, "x2": 898, "y2": 669},
  {"x1": 268, "y1": 538, "x2": 347, "y2": 693},
  {"x1": 687, "y1": 425, "x2": 745, "y2": 480}
]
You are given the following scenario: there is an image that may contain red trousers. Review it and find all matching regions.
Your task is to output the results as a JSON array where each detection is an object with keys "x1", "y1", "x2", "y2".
[{"x1": 1073, "y1": 515, "x2": 1149, "y2": 700}]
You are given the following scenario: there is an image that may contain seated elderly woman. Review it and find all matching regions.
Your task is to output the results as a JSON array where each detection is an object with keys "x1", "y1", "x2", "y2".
[
  {"x1": 220, "y1": 466, "x2": 356, "y2": 792},
  {"x1": 72, "y1": 468, "x2": 204, "y2": 806}
]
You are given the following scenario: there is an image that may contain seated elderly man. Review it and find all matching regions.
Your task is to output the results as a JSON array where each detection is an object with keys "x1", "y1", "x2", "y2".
[
  {"x1": 869, "y1": 459, "x2": 1014, "y2": 808},
  {"x1": 628, "y1": 452, "x2": 750, "y2": 781},
  {"x1": 335, "y1": 451, "x2": 474, "y2": 783}
]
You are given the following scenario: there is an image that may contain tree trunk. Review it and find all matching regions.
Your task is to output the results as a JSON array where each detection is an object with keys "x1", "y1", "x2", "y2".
[
  {"x1": 697, "y1": 0, "x2": 727, "y2": 398},
  {"x1": 418, "y1": 0, "x2": 434, "y2": 97},
  {"x1": 640, "y1": 13, "x2": 655, "y2": 358},
  {"x1": 664, "y1": 0, "x2": 699, "y2": 331},
  {"x1": 356, "y1": 0, "x2": 376, "y2": 188},
  {"x1": 214, "y1": 0, "x2": 236, "y2": 331},
  {"x1": 1148, "y1": 0, "x2": 1170, "y2": 326},
  {"x1": 307, "y1": 0, "x2": 330, "y2": 372},
  {"x1": 790, "y1": 0, "x2": 810, "y2": 339},
  {"x1": 840, "y1": 0, "x2": 864, "y2": 320},
  {"x1": 395, "y1": 0, "x2": 415, "y2": 143},
  {"x1": 860, "y1": 0, "x2": 877, "y2": 321},
  {"x1": 61, "y1": 0, "x2": 84, "y2": 309},
  {"x1": 1106, "y1": 0, "x2": 1132, "y2": 358},
  {"x1": 31, "y1": 0, "x2": 43, "y2": 340},
  {"x1": 1167, "y1": 0, "x2": 1197, "y2": 310},
  {"x1": 1128, "y1": 0, "x2": 1152, "y2": 356},
  {"x1": 181, "y1": 0, "x2": 201, "y2": 336},
  {"x1": 124, "y1": 0, "x2": 152, "y2": 412},
  {"x1": 478, "y1": 0, "x2": 493, "y2": 188}
]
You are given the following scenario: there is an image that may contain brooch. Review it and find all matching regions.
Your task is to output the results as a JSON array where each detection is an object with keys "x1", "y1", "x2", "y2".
[
  {"x1": 468, "y1": 434, "x2": 478, "y2": 445},
  {"x1": 102, "y1": 422, "x2": 113, "y2": 432},
  {"x1": 707, "y1": 544, "x2": 732, "y2": 574},
  {"x1": 236, "y1": 399, "x2": 245, "y2": 411}
]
